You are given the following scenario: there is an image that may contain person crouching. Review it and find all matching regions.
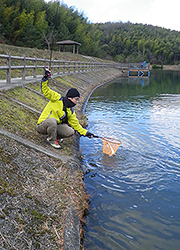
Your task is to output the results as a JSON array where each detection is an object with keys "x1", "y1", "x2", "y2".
[{"x1": 36, "y1": 68, "x2": 94, "y2": 149}]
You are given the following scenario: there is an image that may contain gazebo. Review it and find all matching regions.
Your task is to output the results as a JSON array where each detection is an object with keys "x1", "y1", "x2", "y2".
[{"x1": 56, "y1": 40, "x2": 81, "y2": 54}]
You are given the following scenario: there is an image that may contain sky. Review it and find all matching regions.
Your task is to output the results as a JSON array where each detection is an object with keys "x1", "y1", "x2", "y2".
[{"x1": 58, "y1": 0, "x2": 180, "y2": 32}]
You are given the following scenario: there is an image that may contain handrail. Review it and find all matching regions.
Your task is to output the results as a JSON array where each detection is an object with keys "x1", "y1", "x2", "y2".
[{"x1": 0, "y1": 53, "x2": 110, "y2": 84}]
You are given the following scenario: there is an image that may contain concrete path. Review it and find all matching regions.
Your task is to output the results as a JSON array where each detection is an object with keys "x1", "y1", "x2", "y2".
[{"x1": 0, "y1": 76, "x2": 42, "y2": 91}]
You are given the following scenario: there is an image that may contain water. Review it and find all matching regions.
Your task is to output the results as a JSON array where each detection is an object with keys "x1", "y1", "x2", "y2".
[{"x1": 80, "y1": 70, "x2": 180, "y2": 250}]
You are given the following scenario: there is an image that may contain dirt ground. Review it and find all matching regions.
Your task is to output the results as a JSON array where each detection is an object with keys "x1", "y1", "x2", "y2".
[{"x1": 0, "y1": 68, "x2": 122, "y2": 250}]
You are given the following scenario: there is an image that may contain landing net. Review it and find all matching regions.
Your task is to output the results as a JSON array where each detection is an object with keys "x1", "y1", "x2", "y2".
[{"x1": 101, "y1": 137, "x2": 122, "y2": 156}]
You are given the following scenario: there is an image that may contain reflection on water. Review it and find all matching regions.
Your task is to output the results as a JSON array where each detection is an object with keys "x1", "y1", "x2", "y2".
[{"x1": 80, "y1": 70, "x2": 180, "y2": 250}]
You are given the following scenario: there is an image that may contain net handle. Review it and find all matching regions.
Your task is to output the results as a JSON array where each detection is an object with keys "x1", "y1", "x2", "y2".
[
  {"x1": 93, "y1": 135, "x2": 100, "y2": 138},
  {"x1": 93, "y1": 135, "x2": 121, "y2": 144}
]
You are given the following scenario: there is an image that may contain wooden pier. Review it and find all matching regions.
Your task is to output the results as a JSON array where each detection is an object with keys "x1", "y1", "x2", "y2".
[
  {"x1": 121, "y1": 69, "x2": 150, "y2": 77},
  {"x1": 114, "y1": 62, "x2": 151, "y2": 77},
  {"x1": 127, "y1": 69, "x2": 150, "y2": 77}
]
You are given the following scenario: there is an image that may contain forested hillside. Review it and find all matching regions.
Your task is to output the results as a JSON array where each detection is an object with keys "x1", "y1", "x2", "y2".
[
  {"x1": 97, "y1": 22, "x2": 180, "y2": 64},
  {"x1": 1, "y1": 0, "x2": 180, "y2": 65}
]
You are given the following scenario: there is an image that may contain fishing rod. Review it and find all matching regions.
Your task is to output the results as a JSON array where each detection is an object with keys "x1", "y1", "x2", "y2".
[{"x1": 49, "y1": 0, "x2": 59, "y2": 70}]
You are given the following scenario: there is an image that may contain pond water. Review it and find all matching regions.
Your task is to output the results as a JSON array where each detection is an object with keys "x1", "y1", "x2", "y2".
[{"x1": 80, "y1": 70, "x2": 180, "y2": 250}]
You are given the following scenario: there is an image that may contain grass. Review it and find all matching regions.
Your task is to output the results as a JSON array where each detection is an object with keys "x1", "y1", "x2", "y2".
[
  {"x1": 0, "y1": 138, "x2": 88, "y2": 249},
  {"x1": 0, "y1": 71, "x2": 90, "y2": 155},
  {"x1": 0, "y1": 43, "x2": 122, "y2": 250}
]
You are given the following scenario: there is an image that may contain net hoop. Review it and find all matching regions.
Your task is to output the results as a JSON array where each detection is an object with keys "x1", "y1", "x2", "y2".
[
  {"x1": 100, "y1": 137, "x2": 121, "y2": 144},
  {"x1": 100, "y1": 137, "x2": 122, "y2": 156}
]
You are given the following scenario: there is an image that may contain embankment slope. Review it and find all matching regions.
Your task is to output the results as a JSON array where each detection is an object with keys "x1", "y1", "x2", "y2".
[{"x1": 0, "y1": 67, "x2": 122, "y2": 250}]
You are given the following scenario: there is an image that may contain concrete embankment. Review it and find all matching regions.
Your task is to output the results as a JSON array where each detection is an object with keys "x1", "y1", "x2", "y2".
[{"x1": 0, "y1": 68, "x2": 122, "y2": 250}]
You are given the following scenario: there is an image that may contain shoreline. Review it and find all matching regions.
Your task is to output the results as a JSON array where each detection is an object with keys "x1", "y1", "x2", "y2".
[
  {"x1": 0, "y1": 68, "x2": 122, "y2": 250},
  {"x1": 151, "y1": 64, "x2": 180, "y2": 71},
  {"x1": 163, "y1": 65, "x2": 180, "y2": 71},
  {"x1": 1, "y1": 63, "x2": 180, "y2": 249}
]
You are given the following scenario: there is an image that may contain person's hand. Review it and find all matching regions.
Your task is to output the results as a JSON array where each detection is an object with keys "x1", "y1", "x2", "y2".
[
  {"x1": 42, "y1": 67, "x2": 51, "y2": 81},
  {"x1": 86, "y1": 132, "x2": 94, "y2": 138}
]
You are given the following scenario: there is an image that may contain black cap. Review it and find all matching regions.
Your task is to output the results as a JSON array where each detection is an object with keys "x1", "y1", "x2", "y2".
[{"x1": 66, "y1": 88, "x2": 80, "y2": 98}]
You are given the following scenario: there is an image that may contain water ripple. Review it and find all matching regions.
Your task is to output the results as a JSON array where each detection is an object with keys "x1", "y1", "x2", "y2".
[{"x1": 82, "y1": 75, "x2": 180, "y2": 250}]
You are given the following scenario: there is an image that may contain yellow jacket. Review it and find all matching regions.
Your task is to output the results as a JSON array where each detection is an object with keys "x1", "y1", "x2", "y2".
[{"x1": 37, "y1": 79, "x2": 87, "y2": 136}]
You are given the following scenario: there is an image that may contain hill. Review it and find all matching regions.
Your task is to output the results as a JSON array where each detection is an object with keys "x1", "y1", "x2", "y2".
[{"x1": 1, "y1": 0, "x2": 180, "y2": 65}]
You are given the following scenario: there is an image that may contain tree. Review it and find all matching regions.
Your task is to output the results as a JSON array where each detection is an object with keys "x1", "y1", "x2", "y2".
[
  {"x1": 1, "y1": 0, "x2": 180, "y2": 64},
  {"x1": 14, "y1": 9, "x2": 34, "y2": 40},
  {"x1": 35, "y1": 11, "x2": 49, "y2": 49}
]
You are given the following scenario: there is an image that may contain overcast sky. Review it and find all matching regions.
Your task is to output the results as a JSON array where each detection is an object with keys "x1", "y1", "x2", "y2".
[{"x1": 58, "y1": 0, "x2": 180, "y2": 31}]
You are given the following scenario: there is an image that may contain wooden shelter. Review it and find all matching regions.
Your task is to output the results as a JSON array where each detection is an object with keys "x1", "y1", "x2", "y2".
[{"x1": 56, "y1": 40, "x2": 81, "y2": 54}]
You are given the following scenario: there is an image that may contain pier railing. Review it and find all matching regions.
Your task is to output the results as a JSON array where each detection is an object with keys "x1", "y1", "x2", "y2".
[
  {"x1": 114, "y1": 62, "x2": 150, "y2": 70},
  {"x1": 0, "y1": 53, "x2": 110, "y2": 85}
]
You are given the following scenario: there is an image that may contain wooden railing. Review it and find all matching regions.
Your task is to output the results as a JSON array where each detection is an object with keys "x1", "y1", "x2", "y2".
[{"x1": 0, "y1": 53, "x2": 110, "y2": 84}]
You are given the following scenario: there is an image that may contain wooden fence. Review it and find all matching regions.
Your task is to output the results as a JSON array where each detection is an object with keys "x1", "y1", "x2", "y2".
[{"x1": 0, "y1": 53, "x2": 110, "y2": 84}]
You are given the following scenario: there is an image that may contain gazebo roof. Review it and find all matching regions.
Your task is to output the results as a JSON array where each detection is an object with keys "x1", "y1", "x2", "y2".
[{"x1": 56, "y1": 40, "x2": 81, "y2": 46}]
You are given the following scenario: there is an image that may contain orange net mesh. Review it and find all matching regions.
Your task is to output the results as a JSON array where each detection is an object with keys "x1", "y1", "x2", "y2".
[{"x1": 101, "y1": 137, "x2": 122, "y2": 156}]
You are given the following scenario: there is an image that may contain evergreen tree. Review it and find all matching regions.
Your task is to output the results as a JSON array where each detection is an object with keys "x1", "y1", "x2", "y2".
[{"x1": 1, "y1": 0, "x2": 180, "y2": 64}]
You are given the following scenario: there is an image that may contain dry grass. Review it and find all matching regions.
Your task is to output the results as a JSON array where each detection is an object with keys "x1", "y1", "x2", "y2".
[
  {"x1": 0, "y1": 44, "x2": 122, "y2": 249},
  {"x1": 0, "y1": 136, "x2": 88, "y2": 249}
]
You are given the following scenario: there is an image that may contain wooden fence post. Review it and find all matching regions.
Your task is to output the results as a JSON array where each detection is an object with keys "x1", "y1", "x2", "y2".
[
  {"x1": 57, "y1": 61, "x2": 60, "y2": 75},
  {"x1": 22, "y1": 54, "x2": 26, "y2": 80},
  {"x1": 34, "y1": 56, "x2": 37, "y2": 78},
  {"x1": 78, "y1": 62, "x2": 80, "y2": 72},
  {"x1": 68, "y1": 61, "x2": 70, "y2": 74},
  {"x1": 44, "y1": 58, "x2": 47, "y2": 69},
  {"x1": 51, "y1": 60, "x2": 54, "y2": 76},
  {"x1": 74, "y1": 62, "x2": 76, "y2": 73},
  {"x1": 6, "y1": 53, "x2": 11, "y2": 84}
]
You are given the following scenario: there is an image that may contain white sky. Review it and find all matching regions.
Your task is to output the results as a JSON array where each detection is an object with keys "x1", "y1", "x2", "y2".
[{"x1": 59, "y1": 0, "x2": 180, "y2": 31}]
